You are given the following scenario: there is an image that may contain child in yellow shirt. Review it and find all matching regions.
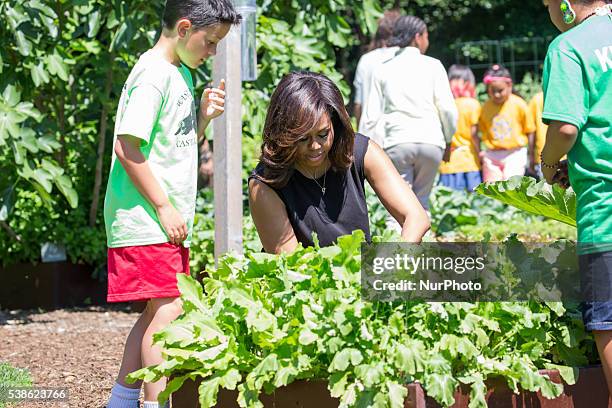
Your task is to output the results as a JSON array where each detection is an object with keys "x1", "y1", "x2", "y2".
[
  {"x1": 479, "y1": 64, "x2": 536, "y2": 182},
  {"x1": 439, "y1": 65, "x2": 482, "y2": 191}
]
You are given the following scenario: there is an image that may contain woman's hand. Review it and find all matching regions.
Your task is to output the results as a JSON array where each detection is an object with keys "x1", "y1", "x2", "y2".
[{"x1": 156, "y1": 202, "x2": 188, "y2": 245}]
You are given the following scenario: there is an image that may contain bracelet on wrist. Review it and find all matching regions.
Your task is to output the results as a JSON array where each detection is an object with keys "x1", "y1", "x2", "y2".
[{"x1": 540, "y1": 151, "x2": 560, "y2": 169}]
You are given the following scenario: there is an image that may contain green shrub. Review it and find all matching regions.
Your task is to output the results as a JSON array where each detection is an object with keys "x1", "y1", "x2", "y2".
[
  {"x1": 454, "y1": 219, "x2": 576, "y2": 242},
  {"x1": 189, "y1": 189, "x2": 262, "y2": 276},
  {"x1": 429, "y1": 185, "x2": 533, "y2": 235}
]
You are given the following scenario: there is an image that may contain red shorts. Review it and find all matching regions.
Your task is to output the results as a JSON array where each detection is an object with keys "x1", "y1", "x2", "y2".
[{"x1": 107, "y1": 242, "x2": 190, "y2": 303}]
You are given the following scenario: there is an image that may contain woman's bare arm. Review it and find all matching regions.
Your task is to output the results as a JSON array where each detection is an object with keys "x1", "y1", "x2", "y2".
[
  {"x1": 364, "y1": 140, "x2": 431, "y2": 242},
  {"x1": 248, "y1": 179, "x2": 299, "y2": 254}
]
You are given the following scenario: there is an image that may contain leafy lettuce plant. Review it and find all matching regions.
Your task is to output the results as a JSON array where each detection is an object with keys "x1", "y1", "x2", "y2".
[
  {"x1": 429, "y1": 186, "x2": 534, "y2": 234},
  {"x1": 128, "y1": 231, "x2": 588, "y2": 408},
  {"x1": 476, "y1": 176, "x2": 576, "y2": 227}
]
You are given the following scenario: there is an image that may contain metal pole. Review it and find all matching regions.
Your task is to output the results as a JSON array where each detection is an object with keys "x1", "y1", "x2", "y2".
[{"x1": 213, "y1": 24, "x2": 243, "y2": 261}]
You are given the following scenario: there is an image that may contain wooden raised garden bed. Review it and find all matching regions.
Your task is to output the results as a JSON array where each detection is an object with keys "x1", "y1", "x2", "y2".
[
  {"x1": 0, "y1": 261, "x2": 107, "y2": 310},
  {"x1": 172, "y1": 366, "x2": 611, "y2": 408}
]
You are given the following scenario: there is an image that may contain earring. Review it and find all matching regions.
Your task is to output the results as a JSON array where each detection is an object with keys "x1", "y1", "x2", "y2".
[{"x1": 560, "y1": 0, "x2": 576, "y2": 24}]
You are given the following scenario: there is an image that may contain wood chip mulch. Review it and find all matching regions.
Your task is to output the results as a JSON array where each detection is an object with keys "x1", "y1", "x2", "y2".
[{"x1": 0, "y1": 305, "x2": 141, "y2": 408}]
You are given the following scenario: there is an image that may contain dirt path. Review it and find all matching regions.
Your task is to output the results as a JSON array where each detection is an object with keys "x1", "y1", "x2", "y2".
[{"x1": 0, "y1": 306, "x2": 140, "y2": 408}]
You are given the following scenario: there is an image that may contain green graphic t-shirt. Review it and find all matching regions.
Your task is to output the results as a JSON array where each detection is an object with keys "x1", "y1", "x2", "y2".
[
  {"x1": 542, "y1": 14, "x2": 612, "y2": 254},
  {"x1": 104, "y1": 50, "x2": 198, "y2": 248}
]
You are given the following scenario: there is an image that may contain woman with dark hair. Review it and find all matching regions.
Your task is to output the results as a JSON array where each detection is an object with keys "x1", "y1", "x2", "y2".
[
  {"x1": 361, "y1": 15, "x2": 457, "y2": 224},
  {"x1": 353, "y1": 9, "x2": 401, "y2": 137},
  {"x1": 249, "y1": 71, "x2": 430, "y2": 253},
  {"x1": 540, "y1": 0, "x2": 612, "y2": 394}
]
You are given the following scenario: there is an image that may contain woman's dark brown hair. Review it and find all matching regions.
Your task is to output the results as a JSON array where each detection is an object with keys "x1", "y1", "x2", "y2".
[
  {"x1": 259, "y1": 71, "x2": 355, "y2": 188},
  {"x1": 368, "y1": 9, "x2": 402, "y2": 51}
]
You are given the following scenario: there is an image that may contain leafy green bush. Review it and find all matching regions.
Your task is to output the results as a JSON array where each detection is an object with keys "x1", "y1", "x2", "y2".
[
  {"x1": 430, "y1": 179, "x2": 578, "y2": 242},
  {"x1": 367, "y1": 183, "x2": 565, "y2": 242},
  {"x1": 453, "y1": 219, "x2": 576, "y2": 242},
  {"x1": 0, "y1": 0, "x2": 163, "y2": 267},
  {"x1": 429, "y1": 185, "x2": 532, "y2": 235},
  {"x1": 128, "y1": 231, "x2": 591, "y2": 408},
  {"x1": 0, "y1": 189, "x2": 106, "y2": 267},
  {"x1": 189, "y1": 189, "x2": 262, "y2": 275},
  {"x1": 513, "y1": 72, "x2": 543, "y2": 103},
  {"x1": 365, "y1": 185, "x2": 388, "y2": 238}
]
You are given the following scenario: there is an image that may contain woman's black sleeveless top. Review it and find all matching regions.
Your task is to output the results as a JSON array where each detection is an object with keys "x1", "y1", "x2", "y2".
[{"x1": 251, "y1": 133, "x2": 371, "y2": 247}]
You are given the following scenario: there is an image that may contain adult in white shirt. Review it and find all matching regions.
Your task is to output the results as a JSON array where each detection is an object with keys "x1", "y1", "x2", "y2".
[
  {"x1": 353, "y1": 10, "x2": 400, "y2": 143},
  {"x1": 362, "y1": 15, "x2": 458, "y2": 215}
]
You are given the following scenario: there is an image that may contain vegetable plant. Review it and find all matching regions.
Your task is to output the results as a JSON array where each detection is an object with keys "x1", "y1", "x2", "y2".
[
  {"x1": 128, "y1": 231, "x2": 590, "y2": 408},
  {"x1": 476, "y1": 176, "x2": 576, "y2": 227}
]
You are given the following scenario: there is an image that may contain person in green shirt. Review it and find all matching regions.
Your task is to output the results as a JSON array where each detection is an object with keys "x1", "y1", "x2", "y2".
[
  {"x1": 103, "y1": 1, "x2": 241, "y2": 407},
  {"x1": 540, "y1": 0, "x2": 612, "y2": 395}
]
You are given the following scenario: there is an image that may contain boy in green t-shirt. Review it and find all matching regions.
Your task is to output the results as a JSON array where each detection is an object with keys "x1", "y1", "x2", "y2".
[
  {"x1": 540, "y1": 0, "x2": 612, "y2": 395},
  {"x1": 103, "y1": 1, "x2": 241, "y2": 407}
]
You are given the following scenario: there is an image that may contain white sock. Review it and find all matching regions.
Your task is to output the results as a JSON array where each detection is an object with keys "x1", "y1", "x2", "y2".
[
  {"x1": 107, "y1": 382, "x2": 140, "y2": 408},
  {"x1": 143, "y1": 401, "x2": 169, "y2": 408}
]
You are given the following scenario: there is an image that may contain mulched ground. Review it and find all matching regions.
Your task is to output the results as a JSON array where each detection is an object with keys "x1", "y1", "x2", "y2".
[{"x1": 0, "y1": 305, "x2": 141, "y2": 408}]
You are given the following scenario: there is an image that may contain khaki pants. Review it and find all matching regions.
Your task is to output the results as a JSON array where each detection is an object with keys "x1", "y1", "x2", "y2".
[{"x1": 385, "y1": 142, "x2": 444, "y2": 211}]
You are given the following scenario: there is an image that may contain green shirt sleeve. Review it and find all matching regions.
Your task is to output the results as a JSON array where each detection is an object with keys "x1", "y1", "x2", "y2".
[
  {"x1": 116, "y1": 84, "x2": 164, "y2": 145},
  {"x1": 542, "y1": 47, "x2": 589, "y2": 129}
]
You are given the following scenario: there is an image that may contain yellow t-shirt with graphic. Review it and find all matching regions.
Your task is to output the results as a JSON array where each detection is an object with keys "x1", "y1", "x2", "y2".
[
  {"x1": 439, "y1": 97, "x2": 481, "y2": 174},
  {"x1": 528, "y1": 92, "x2": 548, "y2": 164},
  {"x1": 479, "y1": 93, "x2": 536, "y2": 150}
]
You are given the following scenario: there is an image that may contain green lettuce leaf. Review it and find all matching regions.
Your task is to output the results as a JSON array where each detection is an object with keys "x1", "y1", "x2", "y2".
[{"x1": 476, "y1": 176, "x2": 576, "y2": 227}]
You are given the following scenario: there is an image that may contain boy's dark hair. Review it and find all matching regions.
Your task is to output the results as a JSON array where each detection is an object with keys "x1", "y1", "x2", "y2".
[
  {"x1": 368, "y1": 9, "x2": 402, "y2": 51},
  {"x1": 388, "y1": 15, "x2": 427, "y2": 48},
  {"x1": 483, "y1": 64, "x2": 512, "y2": 82},
  {"x1": 258, "y1": 71, "x2": 355, "y2": 189},
  {"x1": 162, "y1": 0, "x2": 242, "y2": 30}
]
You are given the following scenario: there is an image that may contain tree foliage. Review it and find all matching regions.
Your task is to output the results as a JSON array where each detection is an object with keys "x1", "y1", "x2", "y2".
[{"x1": 0, "y1": 0, "x2": 163, "y2": 264}]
